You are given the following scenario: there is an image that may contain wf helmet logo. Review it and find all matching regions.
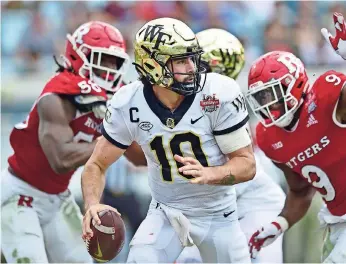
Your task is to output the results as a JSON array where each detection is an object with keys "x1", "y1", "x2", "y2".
[{"x1": 139, "y1": 25, "x2": 176, "y2": 50}]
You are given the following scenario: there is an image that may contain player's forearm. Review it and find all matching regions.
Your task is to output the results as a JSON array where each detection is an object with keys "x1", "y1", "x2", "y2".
[
  {"x1": 54, "y1": 141, "x2": 97, "y2": 174},
  {"x1": 82, "y1": 161, "x2": 106, "y2": 211},
  {"x1": 279, "y1": 186, "x2": 316, "y2": 227},
  {"x1": 211, "y1": 154, "x2": 256, "y2": 185}
]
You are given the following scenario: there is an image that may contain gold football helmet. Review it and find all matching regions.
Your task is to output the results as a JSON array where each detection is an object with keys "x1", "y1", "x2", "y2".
[
  {"x1": 134, "y1": 17, "x2": 206, "y2": 96},
  {"x1": 196, "y1": 28, "x2": 245, "y2": 80}
]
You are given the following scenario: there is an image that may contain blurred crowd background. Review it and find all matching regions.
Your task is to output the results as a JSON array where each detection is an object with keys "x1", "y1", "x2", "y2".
[
  {"x1": 2, "y1": 0, "x2": 346, "y2": 76},
  {"x1": 1, "y1": 1, "x2": 346, "y2": 263}
]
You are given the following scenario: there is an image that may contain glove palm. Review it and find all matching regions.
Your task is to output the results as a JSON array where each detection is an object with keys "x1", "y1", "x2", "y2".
[{"x1": 321, "y1": 12, "x2": 346, "y2": 60}]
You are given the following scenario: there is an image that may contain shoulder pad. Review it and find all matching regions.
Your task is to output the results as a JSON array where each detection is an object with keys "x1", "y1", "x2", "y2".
[
  {"x1": 311, "y1": 70, "x2": 346, "y2": 101},
  {"x1": 109, "y1": 81, "x2": 143, "y2": 109},
  {"x1": 313, "y1": 70, "x2": 346, "y2": 88},
  {"x1": 204, "y1": 73, "x2": 242, "y2": 103},
  {"x1": 42, "y1": 71, "x2": 107, "y2": 98}
]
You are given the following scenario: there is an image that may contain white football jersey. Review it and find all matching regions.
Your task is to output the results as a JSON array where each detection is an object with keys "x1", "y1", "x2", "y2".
[{"x1": 102, "y1": 73, "x2": 249, "y2": 214}]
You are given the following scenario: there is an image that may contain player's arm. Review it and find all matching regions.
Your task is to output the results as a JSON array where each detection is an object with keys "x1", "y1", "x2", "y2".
[
  {"x1": 177, "y1": 77, "x2": 256, "y2": 185},
  {"x1": 82, "y1": 136, "x2": 126, "y2": 211},
  {"x1": 124, "y1": 142, "x2": 147, "y2": 166},
  {"x1": 248, "y1": 162, "x2": 316, "y2": 258},
  {"x1": 81, "y1": 135, "x2": 126, "y2": 239},
  {"x1": 321, "y1": 12, "x2": 346, "y2": 60},
  {"x1": 209, "y1": 127, "x2": 256, "y2": 185},
  {"x1": 82, "y1": 86, "x2": 136, "y2": 209},
  {"x1": 82, "y1": 96, "x2": 135, "y2": 240},
  {"x1": 176, "y1": 126, "x2": 255, "y2": 185},
  {"x1": 38, "y1": 94, "x2": 97, "y2": 174},
  {"x1": 222, "y1": 145, "x2": 255, "y2": 184},
  {"x1": 275, "y1": 162, "x2": 316, "y2": 227}
]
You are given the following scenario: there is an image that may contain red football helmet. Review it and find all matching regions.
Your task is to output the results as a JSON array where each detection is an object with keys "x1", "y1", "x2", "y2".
[
  {"x1": 245, "y1": 51, "x2": 309, "y2": 128},
  {"x1": 64, "y1": 21, "x2": 130, "y2": 92}
]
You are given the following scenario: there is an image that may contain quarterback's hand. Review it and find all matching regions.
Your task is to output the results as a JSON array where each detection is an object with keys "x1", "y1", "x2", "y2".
[
  {"x1": 248, "y1": 216, "x2": 289, "y2": 259},
  {"x1": 82, "y1": 204, "x2": 121, "y2": 241},
  {"x1": 174, "y1": 154, "x2": 215, "y2": 184},
  {"x1": 321, "y1": 12, "x2": 346, "y2": 60}
]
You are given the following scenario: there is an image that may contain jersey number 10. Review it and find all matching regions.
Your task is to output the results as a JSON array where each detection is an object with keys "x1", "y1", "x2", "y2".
[{"x1": 150, "y1": 132, "x2": 209, "y2": 182}]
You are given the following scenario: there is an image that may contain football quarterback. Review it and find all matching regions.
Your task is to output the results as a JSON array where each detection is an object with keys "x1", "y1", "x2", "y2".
[{"x1": 81, "y1": 17, "x2": 256, "y2": 263}]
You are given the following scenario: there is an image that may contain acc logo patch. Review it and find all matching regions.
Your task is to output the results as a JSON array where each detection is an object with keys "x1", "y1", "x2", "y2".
[
  {"x1": 200, "y1": 94, "x2": 220, "y2": 113},
  {"x1": 138, "y1": 121, "x2": 153, "y2": 131}
]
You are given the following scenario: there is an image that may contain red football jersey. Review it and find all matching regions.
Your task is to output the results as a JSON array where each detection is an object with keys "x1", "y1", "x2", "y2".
[
  {"x1": 256, "y1": 70, "x2": 346, "y2": 216},
  {"x1": 8, "y1": 71, "x2": 108, "y2": 194}
]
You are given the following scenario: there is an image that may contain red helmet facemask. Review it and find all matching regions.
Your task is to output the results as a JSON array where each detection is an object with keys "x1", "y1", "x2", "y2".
[
  {"x1": 245, "y1": 51, "x2": 309, "y2": 128},
  {"x1": 64, "y1": 21, "x2": 130, "y2": 93}
]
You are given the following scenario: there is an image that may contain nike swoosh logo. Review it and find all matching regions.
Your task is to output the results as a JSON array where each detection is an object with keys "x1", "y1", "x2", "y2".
[
  {"x1": 191, "y1": 115, "x2": 204, "y2": 124},
  {"x1": 95, "y1": 238, "x2": 103, "y2": 258},
  {"x1": 223, "y1": 210, "x2": 235, "y2": 218}
]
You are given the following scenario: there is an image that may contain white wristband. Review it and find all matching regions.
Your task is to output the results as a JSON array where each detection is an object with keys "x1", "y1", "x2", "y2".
[{"x1": 276, "y1": 216, "x2": 289, "y2": 232}]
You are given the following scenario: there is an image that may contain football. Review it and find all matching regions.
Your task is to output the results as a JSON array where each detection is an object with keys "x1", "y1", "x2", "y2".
[{"x1": 86, "y1": 210, "x2": 125, "y2": 262}]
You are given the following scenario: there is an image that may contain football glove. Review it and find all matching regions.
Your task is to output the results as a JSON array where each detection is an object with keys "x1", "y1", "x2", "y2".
[
  {"x1": 70, "y1": 94, "x2": 108, "y2": 119},
  {"x1": 248, "y1": 216, "x2": 289, "y2": 259},
  {"x1": 321, "y1": 12, "x2": 346, "y2": 60}
]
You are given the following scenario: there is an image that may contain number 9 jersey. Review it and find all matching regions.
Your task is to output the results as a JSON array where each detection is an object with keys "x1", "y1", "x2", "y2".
[
  {"x1": 102, "y1": 72, "x2": 250, "y2": 215},
  {"x1": 256, "y1": 70, "x2": 346, "y2": 216}
]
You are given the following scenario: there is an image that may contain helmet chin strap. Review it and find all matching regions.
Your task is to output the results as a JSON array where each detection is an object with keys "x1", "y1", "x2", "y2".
[
  {"x1": 171, "y1": 80, "x2": 196, "y2": 96},
  {"x1": 169, "y1": 65, "x2": 207, "y2": 96}
]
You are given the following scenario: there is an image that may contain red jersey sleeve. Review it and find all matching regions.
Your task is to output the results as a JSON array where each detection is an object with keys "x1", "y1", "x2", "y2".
[
  {"x1": 41, "y1": 71, "x2": 108, "y2": 99},
  {"x1": 313, "y1": 70, "x2": 346, "y2": 114}
]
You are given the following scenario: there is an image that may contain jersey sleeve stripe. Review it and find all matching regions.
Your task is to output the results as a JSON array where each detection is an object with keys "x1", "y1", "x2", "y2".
[
  {"x1": 213, "y1": 115, "x2": 249, "y2": 136},
  {"x1": 101, "y1": 124, "x2": 129, "y2": 149}
]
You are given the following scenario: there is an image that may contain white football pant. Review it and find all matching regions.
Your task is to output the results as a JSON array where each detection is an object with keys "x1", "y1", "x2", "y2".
[
  {"x1": 323, "y1": 222, "x2": 346, "y2": 263},
  {"x1": 1, "y1": 169, "x2": 91, "y2": 263},
  {"x1": 127, "y1": 199, "x2": 250, "y2": 263},
  {"x1": 176, "y1": 210, "x2": 284, "y2": 264}
]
